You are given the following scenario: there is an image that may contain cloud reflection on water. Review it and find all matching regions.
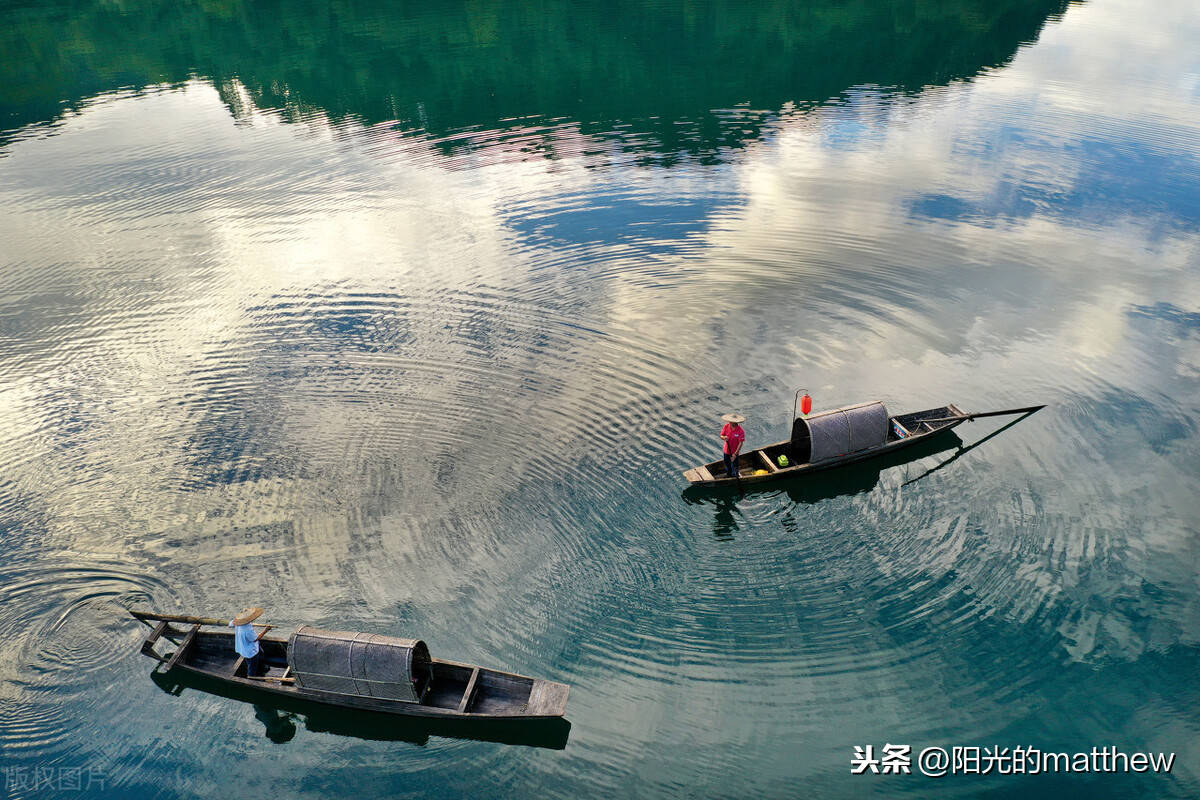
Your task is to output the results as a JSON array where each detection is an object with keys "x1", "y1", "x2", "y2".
[{"x1": 0, "y1": 0, "x2": 1197, "y2": 795}]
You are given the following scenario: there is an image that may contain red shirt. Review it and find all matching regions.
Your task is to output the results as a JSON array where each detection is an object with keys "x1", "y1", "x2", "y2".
[{"x1": 721, "y1": 423, "x2": 745, "y2": 454}]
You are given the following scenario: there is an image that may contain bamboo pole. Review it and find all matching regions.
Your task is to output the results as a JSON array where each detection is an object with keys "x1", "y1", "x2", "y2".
[
  {"x1": 130, "y1": 610, "x2": 269, "y2": 628},
  {"x1": 918, "y1": 404, "x2": 1045, "y2": 425}
]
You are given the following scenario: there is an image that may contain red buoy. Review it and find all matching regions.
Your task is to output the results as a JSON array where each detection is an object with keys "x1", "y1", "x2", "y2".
[{"x1": 801, "y1": 393, "x2": 813, "y2": 415}]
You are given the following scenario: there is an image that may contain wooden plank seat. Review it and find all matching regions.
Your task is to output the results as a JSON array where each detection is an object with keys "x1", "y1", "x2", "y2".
[
  {"x1": 245, "y1": 674, "x2": 296, "y2": 684},
  {"x1": 457, "y1": 667, "x2": 481, "y2": 713},
  {"x1": 246, "y1": 664, "x2": 294, "y2": 683},
  {"x1": 141, "y1": 620, "x2": 172, "y2": 662},
  {"x1": 163, "y1": 624, "x2": 200, "y2": 672}
]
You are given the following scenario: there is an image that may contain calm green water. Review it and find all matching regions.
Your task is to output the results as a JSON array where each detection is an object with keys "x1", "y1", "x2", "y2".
[{"x1": 1, "y1": 0, "x2": 1198, "y2": 797}]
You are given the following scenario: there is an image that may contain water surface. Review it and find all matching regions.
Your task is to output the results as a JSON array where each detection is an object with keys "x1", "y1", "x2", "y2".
[{"x1": 0, "y1": 0, "x2": 1198, "y2": 797}]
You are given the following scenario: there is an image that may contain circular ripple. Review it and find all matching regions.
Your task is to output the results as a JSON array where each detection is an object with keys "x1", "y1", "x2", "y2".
[{"x1": 0, "y1": 17, "x2": 1197, "y2": 795}]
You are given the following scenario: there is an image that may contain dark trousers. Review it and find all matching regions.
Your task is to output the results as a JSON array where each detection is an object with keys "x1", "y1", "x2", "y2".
[
  {"x1": 723, "y1": 452, "x2": 739, "y2": 478},
  {"x1": 246, "y1": 651, "x2": 263, "y2": 677}
]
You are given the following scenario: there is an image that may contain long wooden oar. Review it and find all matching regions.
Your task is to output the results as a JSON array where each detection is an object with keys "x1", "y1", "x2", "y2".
[
  {"x1": 130, "y1": 610, "x2": 269, "y2": 628},
  {"x1": 902, "y1": 408, "x2": 1041, "y2": 487},
  {"x1": 919, "y1": 404, "x2": 1045, "y2": 425}
]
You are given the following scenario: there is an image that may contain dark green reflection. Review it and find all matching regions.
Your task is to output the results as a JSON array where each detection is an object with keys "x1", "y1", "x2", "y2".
[{"x1": 4, "y1": 0, "x2": 1068, "y2": 151}]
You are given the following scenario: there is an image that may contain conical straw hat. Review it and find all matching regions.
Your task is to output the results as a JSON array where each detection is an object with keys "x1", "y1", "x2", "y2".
[{"x1": 233, "y1": 606, "x2": 264, "y2": 625}]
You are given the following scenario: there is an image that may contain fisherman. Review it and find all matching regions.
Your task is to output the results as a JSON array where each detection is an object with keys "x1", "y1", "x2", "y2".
[
  {"x1": 719, "y1": 413, "x2": 746, "y2": 478},
  {"x1": 229, "y1": 606, "x2": 268, "y2": 677}
]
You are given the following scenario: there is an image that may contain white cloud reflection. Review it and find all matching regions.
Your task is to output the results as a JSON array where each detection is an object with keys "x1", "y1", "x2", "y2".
[{"x1": 0, "y1": 0, "x2": 1196, "y2": 679}]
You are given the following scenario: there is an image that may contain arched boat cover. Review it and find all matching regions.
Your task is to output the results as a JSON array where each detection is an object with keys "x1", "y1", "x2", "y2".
[
  {"x1": 791, "y1": 401, "x2": 889, "y2": 462},
  {"x1": 287, "y1": 626, "x2": 432, "y2": 703}
]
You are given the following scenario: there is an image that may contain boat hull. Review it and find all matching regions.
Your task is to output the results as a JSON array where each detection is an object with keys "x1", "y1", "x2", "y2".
[
  {"x1": 140, "y1": 625, "x2": 569, "y2": 722},
  {"x1": 684, "y1": 405, "x2": 966, "y2": 487},
  {"x1": 149, "y1": 667, "x2": 572, "y2": 749},
  {"x1": 171, "y1": 661, "x2": 569, "y2": 721}
]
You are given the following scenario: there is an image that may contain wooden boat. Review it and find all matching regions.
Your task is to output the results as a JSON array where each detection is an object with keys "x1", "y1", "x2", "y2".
[
  {"x1": 684, "y1": 401, "x2": 969, "y2": 487},
  {"x1": 681, "y1": 423, "x2": 965, "y2": 506},
  {"x1": 134, "y1": 611, "x2": 570, "y2": 722},
  {"x1": 148, "y1": 667, "x2": 571, "y2": 749}
]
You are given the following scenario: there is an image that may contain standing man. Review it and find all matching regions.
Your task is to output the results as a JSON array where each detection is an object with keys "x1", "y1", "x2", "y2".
[
  {"x1": 720, "y1": 413, "x2": 746, "y2": 478},
  {"x1": 229, "y1": 606, "x2": 269, "y2": 676}
]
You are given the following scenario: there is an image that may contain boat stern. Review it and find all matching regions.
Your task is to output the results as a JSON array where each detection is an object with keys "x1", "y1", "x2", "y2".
[{"x1": 526, "y1": 679, "x2": 570, "y2": 718}]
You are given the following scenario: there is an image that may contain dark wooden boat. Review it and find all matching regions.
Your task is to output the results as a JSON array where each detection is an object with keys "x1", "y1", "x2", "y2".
[
  {"x1": 683, "y1": 401, "x2": 969, "y2": 487},
  {"x1": 134, "y1": 612, "x2": 569, "y2": 722},
  {"x1": 148, "y1": 668, "x2": 572, "y2": 749},
  {"x1": 681, "y1": 424, "x2": 965, "y2": 506}
]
